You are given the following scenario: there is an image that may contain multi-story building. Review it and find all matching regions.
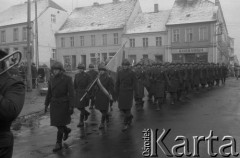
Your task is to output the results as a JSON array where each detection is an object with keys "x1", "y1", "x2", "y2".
[
  {"x1": 123, "y1": 4, "x2": 170, "y2": 64},
  {"x1": 0, "y1": 0, "x2": 68, "y2": 66},
  {"x1": 55, "y1": 0, "x2": 141, "y2": 70},
  {"x1": 166, "y1": 0, "x2": 230, "y2": 63}
]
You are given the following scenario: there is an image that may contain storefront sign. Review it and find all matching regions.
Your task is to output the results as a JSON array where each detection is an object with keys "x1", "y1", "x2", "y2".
[{"x1": 172, "y1": 48, "x2": 208, "y2": 54}]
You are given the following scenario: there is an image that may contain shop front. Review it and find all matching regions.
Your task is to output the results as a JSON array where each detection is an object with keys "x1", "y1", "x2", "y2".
[{"x1": 171, "y1": 48, "x2": 208, "y2": 63}]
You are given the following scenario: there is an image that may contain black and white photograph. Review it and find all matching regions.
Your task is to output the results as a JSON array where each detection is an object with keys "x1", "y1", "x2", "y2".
[{"x1": 0, "y1": 0, "x2": 240, "y2": 157}]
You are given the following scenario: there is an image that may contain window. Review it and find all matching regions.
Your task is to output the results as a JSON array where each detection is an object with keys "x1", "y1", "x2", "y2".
[
  {"x1": 130, "y1": 39, "x2": 135, "y2": 47},
  {"x1": 156, "y1": 37, "x2": 162, "y2": 46},
  {"x1": 102, "y1": 34, "x2": 107, "y2": 46},
  {"x1": 114, "y1": 33, "x2": 118, "y2": 44},
  {"x1": 185, "y1": 28, "x2": 193, "y2": 42},
  {"x1": 199, "y1": 27, "x2": 208, "y2": 41},
  {"x1": 22, "y1": 27, "x2": 27, "y2": 41},
  {"x1": 128, "y1": 55, "x2": 136, "y2": 64},
  {"x1": 173, "y1": 29, "x2": 180, "y2": 42},
  {"x1": 13, "y1": 28, "x2": 19, "y2": 41},
  {"x1": 102, "y1": 53, "x2": 107, "y2": 62},
  {"x1": 90, "y1": 53, "x2": 96, "y2": 65},
  {"x1": 143, "y1": 38, "x2": 148, "y2": 47},
  {"x1": 80, "y1": 36, "x2": 84, "y2": 46},
  {"x1": 61, "y1": 37, "x2": 65, "y2": 47},
  {"x1": 109, "y1": 52, "x2": 116, "y2": 59},
  {"x1": 91, "y1": 35, "x2": 95, "y2": 46},
  {"x1": 70, "y1": 37, "x2": 74, "y2": 47},
  {"x1": 143, "y1": 54, "x2": 148, "y2": 59},
  {"x1": 1, "y1": 30, "x2": 6, "y2": 43},
  {"x1": 51, "y1": 14, "x2": 56, "y2": 23}
]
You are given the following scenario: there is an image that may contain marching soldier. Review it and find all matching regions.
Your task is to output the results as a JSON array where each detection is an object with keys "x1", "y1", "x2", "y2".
[
  {"x1": 134, "y1": 63, "x2": 145, "y2": 111},
  {"x1": 168, "y1": 64, "x2": 181, "y2": 105},
  {"x1": 0, "y1": 50, "x2": 25, "y2": 158},
  {"x1": 155, "y1": 63, "x2": 170, "y2": 110},
  {"x1": 193, "y1": 63, "x2": 200, "y2": 91},
  {"x1": 221, "y1": 63, "x2": 228, "y2": 84},
  {"x1": 116, "y1": 59, "x2": 136, "y2": 131},
  {"x1": 95, "y1": 63, "x2": 114, "y2": 129},
  {"x1": 74, "y1": 64, "x2": 91, "y2": 127},
  {"x1": 44, "y1": 61, "x2": 74, "y2": 152},
  {"x1": 87, "y1": 64, "x2": 98, "y2": 109}
]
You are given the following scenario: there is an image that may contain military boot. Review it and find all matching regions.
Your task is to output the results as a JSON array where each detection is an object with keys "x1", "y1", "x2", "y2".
[
  {"x1": 77, "y1": 114, "x2": 84, "y2": 127},
  {"x1": 63, "y1": 128, "x2": 71, "y2": 141},
  {"x1": 52, "y1": 143, "x2": 62, "y2": 152},
  {"x1": 99, "y1": 115, "x2": 106, "y2": 129}
]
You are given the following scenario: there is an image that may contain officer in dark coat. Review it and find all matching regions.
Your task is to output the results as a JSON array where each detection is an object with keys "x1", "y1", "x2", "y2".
[
  {"x1": 0, "y1": 50, "x2": 25, "y2": 158},
  {"x1": 86, "y1": 64, "x2": 98, "y2": 109},
  {"x1": 116, "y1": 59, "x2": 136, "y2": 131},
  {"x1": 74, "y1": 63, "x2": 91, "y2": 127},
  {"x1": 95, "y1": 63, "x2": 114, "y2": 129},
  {"x1": 44, "y1": 61, "x2": 74, "y2": 152}
]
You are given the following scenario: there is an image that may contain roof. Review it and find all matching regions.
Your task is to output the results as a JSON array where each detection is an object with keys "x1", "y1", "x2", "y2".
[
  {"x1": 166, "y1": 0, "x2": 218, "y2": 25},
  {"x1": 126, "y1": 10, "x2": 170, "y2": 34},
  {"x1": 57, "y1": 0, "x2": 137, "y2": 34},
  {"x1": 0, "y1": 0, "x2": 66, "y2": 27}
]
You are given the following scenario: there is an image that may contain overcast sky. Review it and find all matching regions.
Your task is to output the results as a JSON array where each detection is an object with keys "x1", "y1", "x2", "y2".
[{"x1": 0, "y1": 0, "x2": 240, "y2": 59}]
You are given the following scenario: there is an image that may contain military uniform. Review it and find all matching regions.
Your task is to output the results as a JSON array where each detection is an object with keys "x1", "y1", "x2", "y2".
[
  {"x1": 45, "y1": 61, "x2": 74, "y2": 152},
  {"x1": 134, "y1": 64, "x2": 145, "y2": 111},
  {"x1": 95, "y1": 64, "x2": 114, "y2": 129},
  {"x1": 86, "y1": 64, "x2": 98, "y2": 109},
  {"x1": 74, "y1": 64, "x2": 91, "y2": 127},
  {"x1": 116, "y1": 59, "x2": 136, "y2": 131}
]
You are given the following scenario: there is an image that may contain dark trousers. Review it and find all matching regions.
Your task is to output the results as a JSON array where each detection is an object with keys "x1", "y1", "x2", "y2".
[
  {"x1": 56, "y1": 126, "x2": 68, "y2": 144},
  {"x1": 78, "y1": 108, "x2": 90, "y2": 122},
  {"x1": 100, "y1": 110, "x2": 108, "y2": 123},
  {"x1": 0, "y1": 146, "x2": 13, "y2": 158},
  {"x1": 0, "y1": 131, "x2": 14, "y2": 158},
  {"x1": 121, "y1": 109, "x2": 133, "y2": 125}
]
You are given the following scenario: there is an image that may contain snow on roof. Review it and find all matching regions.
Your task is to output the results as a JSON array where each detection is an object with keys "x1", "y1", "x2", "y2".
[
  {"x1": 57, "y1": 0, "x2": 137, "y2": 34},
  {"x1": 126, "y1": 10, "x2": 170, "y2": 34},
  {"x1": 0, "y1": 0, "x2": 66, "y2": 27},
  {"x1": 166, "y1": 0, "x2": 218, "y2": 25}
]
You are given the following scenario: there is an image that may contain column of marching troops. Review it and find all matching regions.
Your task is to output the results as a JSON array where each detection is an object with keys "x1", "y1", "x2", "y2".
[{"x1": 44, "y1": 59, "x2": 229, "y2": 152}]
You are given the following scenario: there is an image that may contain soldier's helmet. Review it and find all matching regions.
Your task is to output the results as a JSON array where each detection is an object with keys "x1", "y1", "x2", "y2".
[
  {"x1": 89, "y1": 64, "x2": 94, "y2": 68},
  {"x1": 51, "y1": 61, "x2": 64, "y2": 71},
  {"x1": 122, "y1": 59, "x2": 130, "y2": 66},
  {"x1": 98, "y1": 63, "x2": 107, "y2": 71},
  {"x1": 77, "y1": 63, "x2": 85, "y2": 69}
]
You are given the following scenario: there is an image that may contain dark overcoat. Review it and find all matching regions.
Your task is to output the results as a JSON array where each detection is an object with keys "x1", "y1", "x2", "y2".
[
  {"x1": 95, "y1": 73, "x2": 114, "y2": 111},
  {"x1": 168, "y1": 69, "x2": 181, "y2": 93},
  {"x1": 200, "y1": 67, "x2": 207, "y2": 85},
  {"x1": 134, "y1": 68, "x2": 145, "y2": 99},
  {"x1": 44, "y1": 73, "x2": 74, "y2": 126},
  {"x1": 155, "y1": 70, "x2": 169, "y2": 98},
  {"x1": 116, "y1": 68, "x2": 136, "y2": 110},
  {"x1": 193, "y1": 68, "x2": 200, "y2": 86},
  {"x1": 74, "y1": 72, "x2": 91, "y2": 109},
  {"x1": 0, "y1": 72, "x2": 25, "y2": 149}
]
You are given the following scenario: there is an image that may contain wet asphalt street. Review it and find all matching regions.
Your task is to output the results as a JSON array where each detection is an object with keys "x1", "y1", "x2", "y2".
[{"x1": 12, "y1": 78, "x2": 240, "y2": 158}]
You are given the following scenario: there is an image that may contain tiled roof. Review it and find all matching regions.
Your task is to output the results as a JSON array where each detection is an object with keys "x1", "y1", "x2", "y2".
[
  {"x1": 126, "y1": 10, "x2": 170, "y2": 34},
  {"x1": 166, "y1": 0, "x2": 218, "y2": 25},
  {"x1": 57, "y1": 0, "x2": 137, "y2": 34},
  {"x1": 0, "y1": 0, "x2": 66, "y2": 27}
]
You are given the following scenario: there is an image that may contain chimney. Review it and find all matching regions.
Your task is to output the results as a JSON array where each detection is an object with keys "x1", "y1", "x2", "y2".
[
  {"x1": 93, "y1": 2, "x2": 100, "y2": 6},
  {"x1": 154, "y1": 4, "x2": 159, "y2": 13}
]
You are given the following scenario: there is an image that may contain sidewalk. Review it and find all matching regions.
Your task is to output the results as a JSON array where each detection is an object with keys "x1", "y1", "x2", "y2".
[{"x1": 19, "y1": 84, "x2": 46, "y2": 117}]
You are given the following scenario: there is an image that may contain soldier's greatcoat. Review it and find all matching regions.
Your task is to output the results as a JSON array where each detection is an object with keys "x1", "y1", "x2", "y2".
[
  {"x1": 45, "y1": 73, "x2": 74, "y2": 126},
  {"x1": 134, "y1": 67, "x2": 145, "y2": 99},
  {"x1": 74, "y1": 72, "x2": 91, "y2": 109},
  {"x1": 116, "y1": 69, "x2": 136, "y2": 110},
  {"x1": 168, "y1": 69, "x2": 181, "y2": 93},
  {"x1": 95, "y1": 73, "x2": 114, "y2": 111},
  {"x1": 155, "y1": 69, "x2": 169, "y2": 98}
]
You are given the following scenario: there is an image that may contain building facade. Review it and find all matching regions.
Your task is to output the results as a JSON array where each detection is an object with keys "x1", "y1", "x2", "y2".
[
  {"x1": 123, "y1": 9, "x2": 170, "y2": 64},
  {"x1": 55, "y1": 0, "x2": 141, "y2": 70},
  {"x1": 0, "y1": 0, "x2": 68, "y2": 66},
  {"x1": 166, "y1": 0, "x2": 231, "y2": 64}
]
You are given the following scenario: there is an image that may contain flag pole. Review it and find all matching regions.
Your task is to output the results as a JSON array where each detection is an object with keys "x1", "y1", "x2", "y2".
[{"x1": 79, "y1": 41, "x2": 127, "y2": 102}]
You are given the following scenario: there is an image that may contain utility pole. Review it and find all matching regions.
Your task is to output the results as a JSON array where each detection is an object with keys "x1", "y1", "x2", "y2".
[
  {"x1": 27, "y1": 0, "x2": 32, "y2": 91},
  {"x1": 35, "y1": 0, "x2": 39, "y2": 70}
]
